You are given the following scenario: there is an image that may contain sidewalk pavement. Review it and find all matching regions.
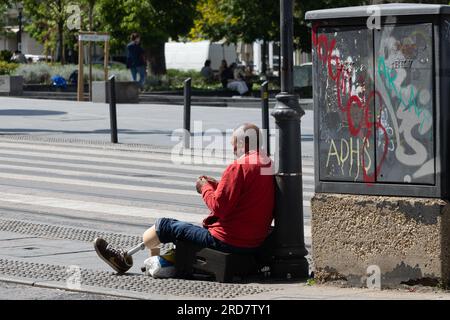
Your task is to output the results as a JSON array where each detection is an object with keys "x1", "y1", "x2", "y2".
[
  {"x1": 1, "y1": 224, "x2": 449, "y2": 300},
  {"x1": 0, "y1": 97, "x2": 315, "y2": 156},
  {"x1": 0, "y1": 98, "x2": 449, "y2": 299}
]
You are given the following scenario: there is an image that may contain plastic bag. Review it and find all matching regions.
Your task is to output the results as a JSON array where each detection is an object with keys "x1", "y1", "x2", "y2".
[
  {"x1": 143, "y1": 249, "x2": 176, "y2": 278},
  {"x1": 51, "y1": 75, "x2": 67, "y2": 89}
]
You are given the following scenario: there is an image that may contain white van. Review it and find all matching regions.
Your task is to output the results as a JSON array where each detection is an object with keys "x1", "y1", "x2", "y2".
[{"x1": 165, "y1": 41, "x2": 238, "y2": 71}]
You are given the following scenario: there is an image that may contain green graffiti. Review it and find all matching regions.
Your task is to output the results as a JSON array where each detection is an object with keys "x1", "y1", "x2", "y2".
[{"x1": 377, "y1": 56, "x2": 431, "y2": 133}]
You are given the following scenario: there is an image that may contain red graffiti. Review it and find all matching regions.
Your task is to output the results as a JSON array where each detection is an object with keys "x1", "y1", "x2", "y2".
[{"x1": 312, "y1": 24, "x2": 389, "y2": 184}]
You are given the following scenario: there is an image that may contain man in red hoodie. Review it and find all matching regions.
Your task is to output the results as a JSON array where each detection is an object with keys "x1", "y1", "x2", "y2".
[{"x1": 94, "y1": 123, "x2": 274, "y2": 274}]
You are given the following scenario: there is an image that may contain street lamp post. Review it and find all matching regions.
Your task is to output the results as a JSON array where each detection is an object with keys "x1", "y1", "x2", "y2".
[
  {"x1": 17, "y1": 4, "x2": 23, "y2": 52},
  {"x1": 270, "y1": 0, "x2": 309, "y2": 279}
]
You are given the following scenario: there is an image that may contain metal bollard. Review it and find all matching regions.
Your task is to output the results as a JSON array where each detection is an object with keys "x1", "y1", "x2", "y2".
[
  {"x1": 261, "y1": 81, "x2": 270, "y2": 156},
  {"x1": 109, "y1": 75, "x2": 118, "y2": 144},
  {"x1": 183, "y1": 78, "x2": 192, "y2": 149}
]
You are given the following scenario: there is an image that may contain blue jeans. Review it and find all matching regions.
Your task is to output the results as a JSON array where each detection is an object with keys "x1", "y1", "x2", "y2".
[
  {"x1": 130, "y1": 66, "x2": 146, "y2": 88},
  {"x1": 155, "y1": 218, "x2": 259, "y2": 254}
]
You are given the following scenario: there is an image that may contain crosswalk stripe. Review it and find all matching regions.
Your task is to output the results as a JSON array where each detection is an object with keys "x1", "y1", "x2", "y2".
[
  {"x1": 0, "y1": 193, "x2": 312, "y2": 225},
  {"x1": 0, "y1": 140, "x2": 315, "y2": 215},
  {"x1": 0, "y1": 192, "x2": 204, "y2": 224},
  {"x1": 0, "y1": 169, "x2": 315, "y2": 200},
  {"x1": 0, "y1": 155, "x2": 215, "y2": 180},
  {"x1": 0, "y1": 155, "x2": 314, "y2": 181},
  {"x1": 0, "y1": 141, "x2": 316, "y2": 168},
  {"x1": 0, "y1": 142, "x2": 232, "y2": 166},
  {"x1": 0, "y1": 148, "x2": 225, "y2": 174},
  {"x1": 0, "y1": 163, "x2": 315, "y2": 191},
  {"x1": 0, "y1": 148, "x2": 316, "y2": 175},
  {"x1": 0, "y1": 172, "x2": 198, "y2": 196},
  {"x1": 0, "y1": 163, "x2": 195, "y2": 188}
]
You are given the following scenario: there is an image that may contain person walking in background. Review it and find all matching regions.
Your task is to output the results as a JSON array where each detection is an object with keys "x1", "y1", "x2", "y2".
[{"x1": 126, "y1": 33, "x2": 147, "y2": 89}]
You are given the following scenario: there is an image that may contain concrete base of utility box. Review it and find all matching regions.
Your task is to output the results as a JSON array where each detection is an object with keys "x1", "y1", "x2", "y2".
[
  {"x1": 92, "y1": 81, "x2": 139, "y2": 104},
  {"x1": 311, "y1": 193, "x2": 450, "y2": 287},
  {"x1": 0, "y1": 76, "x2": 23, "y2": 96}
]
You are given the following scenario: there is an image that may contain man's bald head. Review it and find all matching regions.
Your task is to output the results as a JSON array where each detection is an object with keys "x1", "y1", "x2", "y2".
[{"x1": 232, "y1": 123, "x2": 262, "y2": 157}]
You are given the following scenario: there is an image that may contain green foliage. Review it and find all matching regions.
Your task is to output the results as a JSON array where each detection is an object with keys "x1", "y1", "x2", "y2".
[
  {"x1": 22, "y1": 0, "x2": 78, "y2": 64},
  {"x1": 0, "y1": 50, "x2": 13, "y2": 62},
  {"x1": 191, "y1": 0, "x2": 367, "y2": 51},
  {"x1": 294, "y1": 0, "x2": 366, "y2": 52},
  {"x1": 0, "y1": 61, "x2": 18, "y2": 75},
  {"x1": 0, "y1": 2, "x2": 9, "y2": 38},
  {"x1": 191, "y1": 0, "x2": 279, "y2": 43},
  {"x1": 145, "y1": 69, "x2": 223, "y2": 91},
  {"x1": 97, "y1": 0, "x2": 198, "y2": 75},
  {"x1": 12, "y1": 63, "x2": 131, "y2": 84},
  {"x1": 307, "y1": 278, "x2": 317, "y2": 286}
]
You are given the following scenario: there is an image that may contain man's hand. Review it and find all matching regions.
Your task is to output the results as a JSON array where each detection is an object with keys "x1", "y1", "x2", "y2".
[
  {"x1": 204, "y1": 176, "x2": 218, "y2": 185},
  {"x1": 196, "y1": 177, "x2": 208, "y2": 194}
]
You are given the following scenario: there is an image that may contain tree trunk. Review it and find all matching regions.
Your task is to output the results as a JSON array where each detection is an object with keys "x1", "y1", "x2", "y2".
[
  {"x1": 262, "y1": 40, "x2": 268, "y2": 76},
  {"x1": 145, "y1": 42, "x2": 167, "y2": 75},
  {"x1": 58, "y1": 21, "x2": 65, "y2": 64}
]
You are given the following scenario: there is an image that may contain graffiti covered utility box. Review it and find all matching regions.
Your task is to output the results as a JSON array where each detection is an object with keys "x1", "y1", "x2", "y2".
[{"x1": 306, "y1": 3, "x2": 450, "y2": 198}]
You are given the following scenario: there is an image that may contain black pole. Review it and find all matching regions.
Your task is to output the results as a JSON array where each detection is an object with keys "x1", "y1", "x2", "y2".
[
  {"x1": 262, "y1": 40, "x2": 268, "y2": 78},
  {"x1": 109, "y1": 75, "x2": 118, "y2": 144},
  {"x1": 184, "y1": 78, "x2": 192, "y2": 149},
  {"x1": 17, "y1": 8, "x2": 23, "y2": 52},
  {"x1": 261, "y1": 81, "x2": 270, "y2": 156},
  {"x1": 270, "y1": 0, "x2": 309, "y2": 279}
]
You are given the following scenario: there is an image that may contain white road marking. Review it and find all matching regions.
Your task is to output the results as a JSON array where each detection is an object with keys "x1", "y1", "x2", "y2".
[
  {"x1": 0, "y1": 148, "x2": 225, "y2": 173},
  {"x1": 0, "y1": 164, "x2": 316, "y2": 189},
  {"x1": 0, "y1": 192, "x2": 203, "y2": 224},
  {"x1": 0, "y1": 172, "x2": 198, "y2": 196},
  {"x1": 0, "y1": 143, "x2": 316, "y2": 174},
  {"x1": 0, "y1": 141, "x2": 231, "y2": 164}
]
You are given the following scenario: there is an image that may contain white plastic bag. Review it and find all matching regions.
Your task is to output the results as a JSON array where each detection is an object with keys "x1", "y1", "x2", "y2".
[{"x1": 143, "y1": 256, "x2": 176, "y2": 278}]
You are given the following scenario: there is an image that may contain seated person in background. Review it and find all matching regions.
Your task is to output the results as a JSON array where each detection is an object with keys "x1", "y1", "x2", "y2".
[
  {"x1": 93, "y1": 123, "x2": 275, "y2": 274},
  {"x1": 200, "y1": 60, "x2": 214, "y2": 82},
  {"x1": 10, "y1": 51, "x2": 27, "y2": 64},
  {"x1": 219, "y1": 60, "x2": 233, "y2": 88},
  {"x1": 226, "y1": 63, "x2": 249, "y2": 96},
  {"x1": 244, "y1": 65, "x2": 255, "y2": 93}
]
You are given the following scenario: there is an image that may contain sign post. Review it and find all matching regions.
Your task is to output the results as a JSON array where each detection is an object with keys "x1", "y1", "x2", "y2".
[{"x1": 77, "y1": 32, "x2": 110, "y2": 102}]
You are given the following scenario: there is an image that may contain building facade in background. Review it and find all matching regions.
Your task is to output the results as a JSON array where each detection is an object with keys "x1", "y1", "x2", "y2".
[{"x1": 0, "y1": 7, "x2": 43, "y2": 55}]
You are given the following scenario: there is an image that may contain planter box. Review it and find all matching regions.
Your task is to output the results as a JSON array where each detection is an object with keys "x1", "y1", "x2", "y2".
[
  {"x1": 0, "y1": 76, "x2": 24, "y2": 96},
  {"x1": 92, "y1": 81, "x2": 139, "y2": 104}
]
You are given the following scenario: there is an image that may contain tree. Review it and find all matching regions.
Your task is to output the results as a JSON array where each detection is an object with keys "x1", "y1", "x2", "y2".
[
  {"x1": 0, "y1": 2, "x2": 8, "y2": 52},
  {"x1": 22, "y1": 0, "x2": 75, "y2": 64},
  {"x1": 191, "y1": 0, "x2": 279, "y2": 74},
  {"x1": 190, "y1": 0, "x2": 371, "y2": 76},
  {"x1": 191, "y1": 0, "x2": 279, "y2": 44},
  {"x1": 294, "y1": 0, "x2": 366, "y2": 53},
  {"x1": 97, "y1": 0, "x2": 198, "y2": 75}
]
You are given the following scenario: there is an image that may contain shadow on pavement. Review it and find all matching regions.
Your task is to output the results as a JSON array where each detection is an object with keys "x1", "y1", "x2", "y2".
[{"x1": 0, "y1": 110, "x2": 67, "y2": 116}]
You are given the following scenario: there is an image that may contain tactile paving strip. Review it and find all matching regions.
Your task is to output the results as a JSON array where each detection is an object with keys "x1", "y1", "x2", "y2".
[
  {"x1": 0, "y1": 259, "x2": 275, "y2": 298},
  {"x1": 0, "y1": 219, "x2": 170, "y2": 251}
]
